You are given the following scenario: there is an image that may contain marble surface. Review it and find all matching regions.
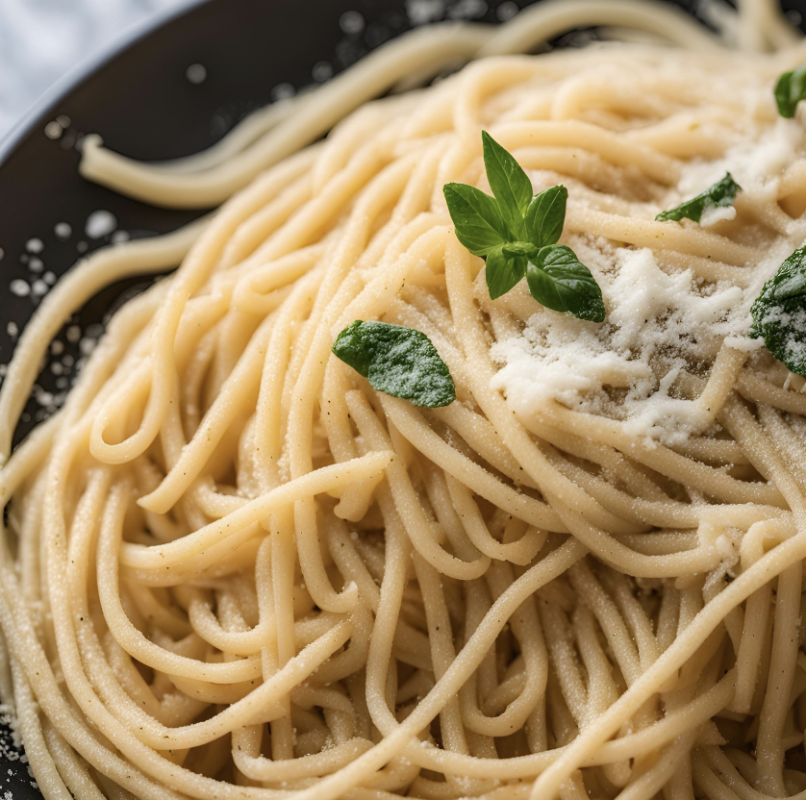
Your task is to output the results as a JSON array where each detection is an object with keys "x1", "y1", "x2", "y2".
[{"x1": 0, "y1": 0, "x2": 193, "y2": 141}]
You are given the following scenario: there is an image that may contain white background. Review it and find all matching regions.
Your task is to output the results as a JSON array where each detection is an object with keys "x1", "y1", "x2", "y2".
[{"x1": 0, "y1": 0, "x2": 191, "y2": 141}]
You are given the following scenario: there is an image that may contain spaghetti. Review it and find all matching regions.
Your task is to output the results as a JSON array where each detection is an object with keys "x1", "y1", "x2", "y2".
[{"x1": 2, "y1": 1, "x2": 806, "y2": 799}]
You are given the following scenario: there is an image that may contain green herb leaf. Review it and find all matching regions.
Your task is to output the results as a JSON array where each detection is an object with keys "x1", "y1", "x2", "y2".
[
  {"x1": 526, "y1": 244, "x2": 605, "y2": 323},
  {"x1": 486, "y1": 246, "x2": 528, "y2": 300},
  {"x1": 655, "y1": 173, "x2": 741, "y2": 223},
  {"x1": 501, "y1": 241, "x2": 539, "y2": 260},
  {"x1": 482, "y1": 131, "x2": 532, "y2": 237},
  {"x1": 443, "y1": 182, "x2": 509, "y2": 256},
  {"x1": 751, "y1": 242, "x2": 806, "y2": 377},
  {"x1": 332, "y1": 321, "x2": 455, "y2": 407},
  {"x1": 525, "y1": 185, "x2": 567, "y2": 249},
  {"x1": 444, "y1": 134, "x2": 605, "y2": 321},
  {"x1": 775, "y1": 64, "x2": 806, "y2": 118}
]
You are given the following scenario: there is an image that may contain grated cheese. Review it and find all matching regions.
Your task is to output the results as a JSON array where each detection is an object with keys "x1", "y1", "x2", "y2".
[{"x1": 491, "y1": 91, "x2": 806, "y2": 444}]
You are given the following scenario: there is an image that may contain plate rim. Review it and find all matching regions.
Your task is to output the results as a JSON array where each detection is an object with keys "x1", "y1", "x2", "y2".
[{"x1": 0, "y1": 0, "x2": 212, "y2": 167}]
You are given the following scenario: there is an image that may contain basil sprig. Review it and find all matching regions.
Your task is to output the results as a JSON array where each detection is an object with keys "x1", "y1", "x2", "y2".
[
  {"x1": 751, "y1": 242, "x2": 806, "y2": 377},
  {"x1": 443, "y1": 132, "x2": 605, "y2": 323},
  {"x1": 332, "y1": 320, "x2": 455, "y2": 407},
  {"x1": 656, "y1": 173, "x2": 741, "y2": 223},
  {"x1": 775, "y1": 64, "x2": 806, "y2": 118}
]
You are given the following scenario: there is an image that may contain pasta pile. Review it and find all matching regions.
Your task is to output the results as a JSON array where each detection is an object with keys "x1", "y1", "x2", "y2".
[{"x1": 2, "y1": 2, "x2": 806, "y2": 799}]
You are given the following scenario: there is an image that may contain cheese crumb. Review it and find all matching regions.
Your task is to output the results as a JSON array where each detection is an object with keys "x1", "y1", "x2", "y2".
[{"x1": 85, "y1": 210, "x2": 117, "y2": 239}]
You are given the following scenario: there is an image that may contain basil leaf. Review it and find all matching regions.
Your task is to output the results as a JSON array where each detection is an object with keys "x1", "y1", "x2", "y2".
[
  {"x1": 751, "y1": 242, "x2": 806, "y2": 377},
  {"x1": 486, "y1": 245, "x2": 527, "y2": 300},
  {"x1": 526, "y1": 245, "x2": 605, "y2": 323},
  {"x1": 775, "y1": 64, "x2": 806, "y2": 118},
  {"x1": 501, "y1": 241, "x2": 538, "y2": 260},
  {"x1": 525, "y1": 185, "x2": 567, "y2": 249},
  {"x1": 443, "y1": 182, "x2": 509, "y2": 256},
  {"x1": 332, "y1": 321, "x2": 455, "y2": 407},
  {"x1": 482, "y1": 131, "x2": 532, "y2": 237},
  {"x1": 655, "y1": 173, "x2": 741, "y2": 223}
]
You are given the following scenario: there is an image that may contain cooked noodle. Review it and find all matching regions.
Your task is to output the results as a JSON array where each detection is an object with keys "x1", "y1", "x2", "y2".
[{"x1": 3, "y1": 2, "x2": 806, "y2": 799}]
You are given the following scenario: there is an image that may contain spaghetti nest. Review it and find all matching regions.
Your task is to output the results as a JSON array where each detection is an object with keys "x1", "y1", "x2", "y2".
[{"x1": 4, "y1": 5, "x2": 806, "y2": 800}]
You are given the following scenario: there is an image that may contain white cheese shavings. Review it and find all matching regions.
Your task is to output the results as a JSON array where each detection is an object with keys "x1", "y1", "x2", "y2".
[
  {"x1": 85, "y1": 210, "x2": 117, "y2": 239},
  {"x1": 699, "y1": 204, "x2": 736, "y2": 227},
  {"x1": 492, "y1": 246, "x2": 742, "y2": 444},
  {"x1": 672, "y1": 117, "x2": 802, "y2": 204},
  {"x1": 491, "y1": 79, "x2": 806, "y2": 445}
]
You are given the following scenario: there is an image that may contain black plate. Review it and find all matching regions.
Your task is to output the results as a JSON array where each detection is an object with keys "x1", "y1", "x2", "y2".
[{"x1": 0, "y1": 0, "x2": 804, "y2": 796}]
